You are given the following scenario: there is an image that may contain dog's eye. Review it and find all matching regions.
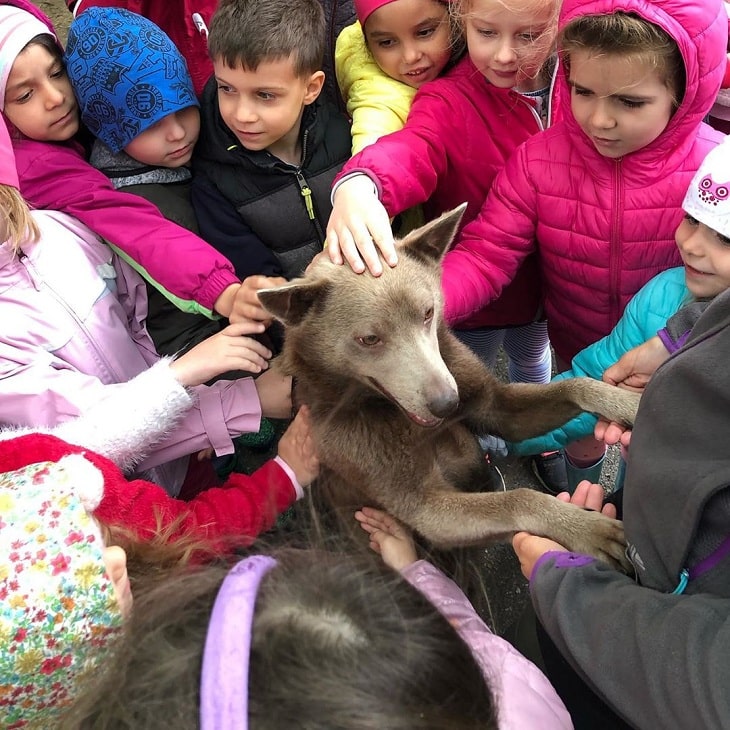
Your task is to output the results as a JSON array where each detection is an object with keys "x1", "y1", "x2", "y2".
[
  {"x1": 357, "y1": 335, "x2": 381, "y2": 347},
  {"x1": 424, "y1": 307, "x2": 434, "y2": 324}
]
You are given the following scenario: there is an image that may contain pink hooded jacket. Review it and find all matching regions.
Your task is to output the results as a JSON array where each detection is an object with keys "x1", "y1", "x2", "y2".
[
  {"x1": 334, "y1": 55, "x2": 546, "y2": 328},
  {"x1": 1, "y1": 0, "x2": 239, "y2": 318},
  {"x1": 442, "y1": 0, "x2": 726, "y2": 363}
]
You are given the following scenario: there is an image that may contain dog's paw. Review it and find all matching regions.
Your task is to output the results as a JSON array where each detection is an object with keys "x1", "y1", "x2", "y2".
[{"x1": 559, "y1": 509, "x2": 631, "y2": 573}]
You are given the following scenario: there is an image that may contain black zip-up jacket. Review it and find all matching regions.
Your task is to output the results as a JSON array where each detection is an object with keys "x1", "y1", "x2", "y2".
[{"x1": 192, "y1": 79, "x2": 351, "y2": 280}]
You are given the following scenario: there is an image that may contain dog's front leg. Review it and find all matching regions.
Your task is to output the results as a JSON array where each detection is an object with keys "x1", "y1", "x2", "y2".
[{"x1": 407, "y1": 487, "x2": 630, "y2": 572}]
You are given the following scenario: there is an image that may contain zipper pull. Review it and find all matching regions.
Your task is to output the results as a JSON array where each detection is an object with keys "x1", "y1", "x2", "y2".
[
  {"x1": 300, "y1": 184, "x2": 315, "y2": 220},
  {"x1": 192, "y1": 13, "x2": 209, "y2": 41}
]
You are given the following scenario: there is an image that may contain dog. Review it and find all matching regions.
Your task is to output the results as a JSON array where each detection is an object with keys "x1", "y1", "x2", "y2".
[{"x1": 259, "y1": 205, "x2": 640, "y2": 571}]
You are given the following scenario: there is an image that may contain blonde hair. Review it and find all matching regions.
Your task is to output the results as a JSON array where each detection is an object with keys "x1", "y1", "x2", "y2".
[
  {"x1": 560, "y1": 12, "x2": 685, "y2": 107},
  {"x1": 0, "y1": 183, "x2": 39, "y2": 252},
  {"x1": 450, "y1": 0, "x2": 560, "y2": 81}
]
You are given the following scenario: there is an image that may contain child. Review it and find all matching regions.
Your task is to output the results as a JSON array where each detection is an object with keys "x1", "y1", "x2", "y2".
[
  {"x1": 336, "y1": 0, "x2": 458, "y2": 154},
  {"x1": 64, "y1": 6, "x2": 283, "y2": 359},
  {"x1": 326, "y1": 0, "x2": 562, "y2": 480},
  {"x1": 511, "y1": 286, "x2": 730, "y2": 728},
  {"x1": 61, "y1": 540, "x2": 572, "y2": 729},
  {"x1": 0, "y1": 106, "x2": 292, "y2": 497},
  {"x1": 191, "y1": 0, "x2": 353, "y2": 281},
  {"x1": 0, "y1": 0, "x2": 257, "y2": 326}
]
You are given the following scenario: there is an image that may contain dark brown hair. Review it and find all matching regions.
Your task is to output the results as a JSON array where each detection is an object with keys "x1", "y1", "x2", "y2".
[
  {"x1": 208, "y1": 0, "x2": 326, "y2": 76},
  {"x1": 560, "y1": 11, "x2": 686, "y2": 108},
  {"x1": 61, "y1": 548, "x2": 497, "y2": 729}
]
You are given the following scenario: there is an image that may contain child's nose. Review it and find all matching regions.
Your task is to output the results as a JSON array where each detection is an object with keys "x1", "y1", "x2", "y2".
[
  {"x1": 165, "y1": 115, "x2": 186, "y2": 140},
  {"x1": 236, "y1": 101, "x2": 258, "y2": 123},
  {"x1": 44, "y1": 83, "x2": 64, "y2": 109},
  {"x1": 494, "y1": 38, "x2": 517, "y2": 65},
  {"x1": 589, "y1": 101, "x2": 616, "y2": 129},
  {"x1": 402, "y1": 41, "x2": 421, "y2": 64}
]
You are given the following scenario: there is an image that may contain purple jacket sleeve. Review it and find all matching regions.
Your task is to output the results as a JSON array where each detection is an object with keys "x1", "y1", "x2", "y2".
[
  {"x1": 14, "y1": 141, "x2": 240, "y2": 315},
  {"x1": 531, "y1": 552, "x2": 730, "y2": 730},
  {"x1": 441, "y1": 145, "x2": 536, "y2": 325},
  {"x1": 402, "y1": 560, "x2": 572, "y2": 730}
]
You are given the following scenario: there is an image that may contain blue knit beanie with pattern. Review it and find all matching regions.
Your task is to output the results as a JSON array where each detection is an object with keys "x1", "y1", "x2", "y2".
[{"x1": 64, "y1": 7, "x2": 198, "y2": 154}]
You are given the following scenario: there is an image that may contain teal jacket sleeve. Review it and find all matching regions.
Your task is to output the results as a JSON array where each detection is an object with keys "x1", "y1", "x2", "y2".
[{"x1": 511, "y1": 269, "x2": 689, "y2": 456}]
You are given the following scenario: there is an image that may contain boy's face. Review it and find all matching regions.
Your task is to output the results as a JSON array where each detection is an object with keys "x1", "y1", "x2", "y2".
[
  {"x1": 676, "y1": 214, "x2": 730, "y2": 299},
  {"x1": 568, "y1": 50, "x2": 675, "y2": 160},
  {"x1": 213, "y1": 55, "x2": 324, "y2": 161},
  {"x1": 3, "y1": 42, "x2": 79, "y2": 142},
  {"x1": 123, "y1": 107, "x2": 200, "y2": 168}
]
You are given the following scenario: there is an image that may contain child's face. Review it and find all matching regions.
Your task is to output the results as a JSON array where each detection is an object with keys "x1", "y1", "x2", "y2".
[
  {"x1": 464, "y1": 0, "x2": 555, "y2": 92},
  {"x1": 103, "y1": 545, "x2": 133, "y2": 618},
  {"x1": 3, "y1": 42, "x2": 79, "y2": 142},
  {"x1": 568, "y1": 50, "x2": 675, "y2": 159},
  {"x1": 123, "y1": 107, "x2": 200, "y2": 168},
  {"x1": 675, "y1": 214, "x2": 730, "y2": 299},
  {"x1": 364, "y1": 0, "x2": 452, "y2": 89},
  {"x1": 214, "y1": 56, "x2": 324, "y2": 161}
]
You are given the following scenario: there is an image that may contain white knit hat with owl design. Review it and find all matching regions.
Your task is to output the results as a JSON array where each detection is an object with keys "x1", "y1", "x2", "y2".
[{"x1": 683, "y1": 139, "x2": 730, "y2": 239}]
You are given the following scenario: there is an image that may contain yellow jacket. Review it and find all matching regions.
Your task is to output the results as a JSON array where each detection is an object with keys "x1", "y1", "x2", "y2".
[{"x1": 335, "y1": 21, "x2": 416, "y2": 154}]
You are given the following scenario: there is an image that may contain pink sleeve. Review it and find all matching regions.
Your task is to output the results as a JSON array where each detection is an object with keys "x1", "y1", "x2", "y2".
[
  {"x1": 14, "y1": 142, "x2": 239, "y2": 313},
  {"x1": 333, "y1": 86, "x2": 451, "y2": 216},
  {"x1": 441, "y1": 147, "x2": 537, "y2": 325}
]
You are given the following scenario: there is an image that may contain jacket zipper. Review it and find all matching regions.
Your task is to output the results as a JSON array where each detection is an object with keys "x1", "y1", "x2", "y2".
[
  {"x1": 18, "y1": 251, "x2": 121, "y2": 378},
  {"x1": 294, "y1": 129, "x2": 326, "y2": 242},
  {"x1": 609, "y1": 160, "x2": 624, "y2": 324}
]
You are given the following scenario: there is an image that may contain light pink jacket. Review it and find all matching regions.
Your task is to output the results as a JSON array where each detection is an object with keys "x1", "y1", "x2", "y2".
[
  {"x1": 403, "y1": 561, "x2": 573, "y2": 729},
  {"x1": 0, "y1": 211, "x2": 261, "y2": 495},
  {"x1": 442, "y1": 0, "x2": 726, "y2": 362}
]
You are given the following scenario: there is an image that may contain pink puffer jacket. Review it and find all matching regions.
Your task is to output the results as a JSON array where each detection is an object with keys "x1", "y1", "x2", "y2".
[{"x1": 442, "y1": 0, "x2": 727, "y2": 363}]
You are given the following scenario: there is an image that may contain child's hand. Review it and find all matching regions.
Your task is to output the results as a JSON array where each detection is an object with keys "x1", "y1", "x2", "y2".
[
  {"x1": 253, "y1": 369, "x2": 292, "y2": 418},
  {"x1": 355, "y1": 507, "x2": 418, "y2": 571},
  {"x1": 594, "y1": 417, "x2": 632, "y2": 448},
  {"x1": 512, "y1": 482, "x2": 616, "y2": 580},
  {"x1": 277, "y1": 406, "x2": 319, "y2": 487},
  {"x1": 602, "y1": 335, "x2": 668, "y2": 392},
  {"x1": 230, "y1": 275, "x2": 287, "y2": 325},
  {"x1": 326, "y1": 175, "x2": 397, "y2": 276},
  {"x1": 170, "y1": 322, "x2": 271, "y2": 386}
]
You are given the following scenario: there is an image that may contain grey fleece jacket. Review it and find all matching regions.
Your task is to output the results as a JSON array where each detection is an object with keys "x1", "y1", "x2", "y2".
[{"x1": 530, "y1": 287, "x2": 730, "y2": 730}]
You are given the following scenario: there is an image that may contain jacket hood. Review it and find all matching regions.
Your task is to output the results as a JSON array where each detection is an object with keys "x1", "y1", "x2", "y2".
[
  {"x1": 0, "y1": 0, "x2": 58, "y2": 41},
  {"x1": 555, "y1": 0, "x2": 726, "y2": 170}
]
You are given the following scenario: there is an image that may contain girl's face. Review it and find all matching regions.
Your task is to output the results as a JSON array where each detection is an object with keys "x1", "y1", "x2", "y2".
[
  {"x1": 365, "y1": 0, "x2": 452, "y2": 89},
  {"x1": 3, "y1": 42, "x2": 79, "y2": 142},
  {"x1": 568, "y1": 50, "x2": 675, "y2": 159},
  {"x1": 464, "y1": 0, "x2": 556, "y2": 92},
  {"x1": 676, "y1": 214, "x2": 730, "y2": 300}
]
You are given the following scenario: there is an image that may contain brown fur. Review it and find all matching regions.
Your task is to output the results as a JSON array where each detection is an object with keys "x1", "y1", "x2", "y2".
[{"x1": 259, "y1": 205, "x2": 640, "y2": 570}]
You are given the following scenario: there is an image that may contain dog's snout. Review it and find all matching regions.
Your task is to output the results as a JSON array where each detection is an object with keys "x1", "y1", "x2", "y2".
[{"x1": 428, "y1": 388, "x2": 459, "y2": 418}]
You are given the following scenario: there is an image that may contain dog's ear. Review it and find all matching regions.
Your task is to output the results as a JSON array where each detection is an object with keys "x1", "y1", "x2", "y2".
[
  {"x1": 258, "y1": 279, "x2": 329, "y2": 325},
  {"x1": 397, "y1": 202, "x2": 468, "y2": 264}
]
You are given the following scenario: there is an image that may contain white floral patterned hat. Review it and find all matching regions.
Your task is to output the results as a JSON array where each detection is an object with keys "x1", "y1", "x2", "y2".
[
  {"x1": 0, "y1": 452, "x2": 123, "y2": 727},
  {"x1": 683, "y1": 138, "x2": 730, "y2": 238}
]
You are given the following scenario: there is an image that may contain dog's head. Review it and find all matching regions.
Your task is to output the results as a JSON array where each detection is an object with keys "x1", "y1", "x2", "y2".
[{"x1": 259, "y1": 204, "x2": 466, "y2": 426}]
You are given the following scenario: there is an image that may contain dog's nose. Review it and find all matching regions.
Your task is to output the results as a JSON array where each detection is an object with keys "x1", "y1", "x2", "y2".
[{"x1": 428, "y1": 389, "x2": 459, "y2": 418}]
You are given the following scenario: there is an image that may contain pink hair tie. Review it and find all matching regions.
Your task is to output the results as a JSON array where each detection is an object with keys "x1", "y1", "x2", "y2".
[{"x1": 200, "y1": 555, "x2": 277, "y2": 730}]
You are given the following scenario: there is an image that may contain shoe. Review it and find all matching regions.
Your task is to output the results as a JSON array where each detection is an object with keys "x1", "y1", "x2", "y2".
[{"x1": 530, "y1": 451, "x2": 569, "y2": 495}]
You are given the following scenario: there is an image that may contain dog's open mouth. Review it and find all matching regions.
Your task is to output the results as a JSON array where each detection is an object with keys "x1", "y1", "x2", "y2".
[{"x1": 367, "y1": 378, "x2": 444, "y2": 428}]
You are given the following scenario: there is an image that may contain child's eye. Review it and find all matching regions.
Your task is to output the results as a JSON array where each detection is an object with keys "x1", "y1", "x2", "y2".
[
  {"x1": 572, "y1": 87, "x2": 591, "y2": 97},
  {"x1": 376, "y1": 38, "x2": 396, "y2": 48},
  {"x1": 216, "y1": 83, "x2": 233, "y2": 94},
  {"x1": 49, "y1": 66, "x2": 66, "y2": 79},
  {"x1": 684, "y1": 214, "x2": 699, "y2": 226},
  {"x1": 517, "y1": 32, "x2": 536, "y2": 42},
  {"x1": 619, "y1": 98, "x2": 645, "y2": 109},
  {"x1": 718, "y1": 233, "x2": 730, "y2": 247},
  {"x1": 15, "y1": 90, "x2": 32, "y2": 104},
  {"x1": 416, "y1": 26, "x2": 436, "y2": 38},
  {"x1": 478, "y1": 29, "x2": 496, "y2": 38},
  {"x1": 257, "y1": 91, "x2": 275, "y2": 101}
]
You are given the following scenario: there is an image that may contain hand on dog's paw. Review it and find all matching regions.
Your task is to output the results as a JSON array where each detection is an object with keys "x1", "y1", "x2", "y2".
[{"x1": 561, "y1": 509, "x2": 631, "y2": 573}]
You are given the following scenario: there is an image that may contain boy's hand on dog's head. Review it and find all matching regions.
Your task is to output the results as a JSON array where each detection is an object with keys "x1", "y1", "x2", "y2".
[
  {"x1": 355, "y1": 507, "x2": 418, "y2": 571},
  {"x1": 327, "y1": 174, "x2": 398, "y2": 276},
  {"x1": 277, "y1": 406, "x2": 319, "y2": 488}
]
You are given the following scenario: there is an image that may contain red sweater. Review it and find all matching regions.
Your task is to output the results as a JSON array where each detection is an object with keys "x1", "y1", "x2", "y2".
[{"x1": 1, "y1": 434, "x2": 297, "y2": 555}]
